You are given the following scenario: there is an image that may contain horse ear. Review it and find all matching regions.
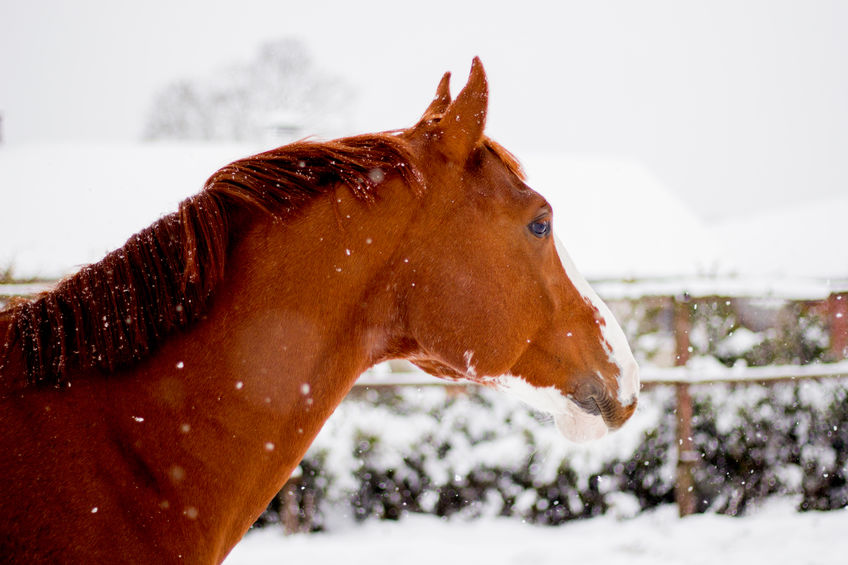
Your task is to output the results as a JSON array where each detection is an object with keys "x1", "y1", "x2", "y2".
[
  {"x1": 418, "y1": 72, "x2": 452, "y2": 123},
  {"x1": 437, "y1": 57, "x2": 488, "y2": 162}
]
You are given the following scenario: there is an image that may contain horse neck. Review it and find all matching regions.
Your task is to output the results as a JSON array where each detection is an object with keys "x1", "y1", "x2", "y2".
[{"x1": 106, "y1": 180, "x2": 417, "y2": 558}]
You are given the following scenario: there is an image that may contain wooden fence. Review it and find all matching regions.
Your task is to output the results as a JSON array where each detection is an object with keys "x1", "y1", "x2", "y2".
[
  {"x1": 663, "y1": 291, "x2": 847, "y2": 516},
  {"x1": 353, "y1": 360, "x2": 848, "y2": 524},
  {"x1": 352, "y1": 286, "x2": 848, "y2": 520}
]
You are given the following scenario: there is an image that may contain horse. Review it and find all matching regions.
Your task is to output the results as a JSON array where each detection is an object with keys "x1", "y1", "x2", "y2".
[{"x1": 0, "y1": 58, "x2": 639, "y2": 564}]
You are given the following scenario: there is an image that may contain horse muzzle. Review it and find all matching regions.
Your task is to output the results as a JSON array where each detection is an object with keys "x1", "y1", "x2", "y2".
[{"x1": 570, "y1": 368, "x2": 639, "y2": 435}]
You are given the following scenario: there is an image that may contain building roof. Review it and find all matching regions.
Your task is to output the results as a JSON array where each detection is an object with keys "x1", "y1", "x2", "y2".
[
  {"x1": 707, "y1": 195, "x2": 848, "y2": 279},
  {"x1": 523, "y1": 153, "x2": 721, "y2": 279}
]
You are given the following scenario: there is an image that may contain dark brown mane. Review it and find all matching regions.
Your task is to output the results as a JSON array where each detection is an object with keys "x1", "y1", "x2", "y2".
[{"x1": 0, "y1": 133, "x2": 425, "y2": 387}]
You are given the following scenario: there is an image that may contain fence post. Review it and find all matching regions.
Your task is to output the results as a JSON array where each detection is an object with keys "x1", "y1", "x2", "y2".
[
  {"x1": 282, "y1": 477, "x2": 301, "y2": 534},
  {"x1": 674, "y1": 296, "x2": 697, "y2": 517},
  {"x1": 829, "y1": 292, "x2": 848, "y2": 360}
]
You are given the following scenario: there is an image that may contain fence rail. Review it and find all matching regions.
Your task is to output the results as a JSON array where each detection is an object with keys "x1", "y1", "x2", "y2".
[
  {"x1": 356, "y1": 361, "x2": 848, "y2": 388},
  {"x1": 0, "y1": 282, "x2": 54, "y2": 298}
]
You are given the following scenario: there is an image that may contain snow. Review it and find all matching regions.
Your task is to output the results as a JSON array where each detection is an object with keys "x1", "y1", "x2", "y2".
[
  {"x1": 525, "y1": 153, "x2": 722, "y2": 279},
  {"x1": 709, "y1": 195, "x2": 848, "y2": 280},
  {"x1": 295, "y1": 384, "x2": 670, "y2": 516},
  {"x1": 592, "y1": 275, "x2": 848, "y2": 301},
  {"x1": 717, "y1": 327, "x2": 765, "y2": 358},
  {"x1": 1, "y1": 143, "x2": 845, "y2": 282},
  {"x1": 639, "y1": 359, "x2": 848, "y2": 385},
  {"x1": 224, "y1": 498, "x2": 848, "y2": 565},
  {"x1": 0, "y1": 143, "x2": 254, "y2": 278}
]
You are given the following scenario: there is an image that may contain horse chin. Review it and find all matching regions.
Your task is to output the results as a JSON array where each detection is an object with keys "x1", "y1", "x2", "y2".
[{"x1": 553, "y1": 405, "x2": 609, "y2": 443}]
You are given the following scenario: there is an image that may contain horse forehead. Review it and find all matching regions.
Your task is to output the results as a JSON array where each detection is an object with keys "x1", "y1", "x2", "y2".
[{"x1": 467, "y1": 165, "x2": 542, "y2": 210}]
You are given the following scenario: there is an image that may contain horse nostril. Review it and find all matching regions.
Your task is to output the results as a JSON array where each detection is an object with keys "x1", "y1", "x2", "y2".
[
  {"x1": 572, "y1": 380, "x2": 605, "y2": 416},
  {"x1": 573, "y1": 394, "x2": 601, "y2": 416},
  {"x1": 572, "y1": 379, "x2": 633, "y2": 430}
]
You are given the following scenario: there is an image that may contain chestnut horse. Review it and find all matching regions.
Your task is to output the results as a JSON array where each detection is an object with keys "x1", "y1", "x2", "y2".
[{"x1": 0, "y1": 59, "x2": 638, "y2": 563}]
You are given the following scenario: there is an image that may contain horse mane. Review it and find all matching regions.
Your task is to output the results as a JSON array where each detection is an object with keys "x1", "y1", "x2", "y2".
[{"x1": 0, "y1": 133, "x2": 425, "y2": 387}]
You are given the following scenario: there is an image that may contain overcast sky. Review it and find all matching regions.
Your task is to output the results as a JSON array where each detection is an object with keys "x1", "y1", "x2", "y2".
[{"x1": 1, "y1": 0, "x2": 846, "y2": 221}]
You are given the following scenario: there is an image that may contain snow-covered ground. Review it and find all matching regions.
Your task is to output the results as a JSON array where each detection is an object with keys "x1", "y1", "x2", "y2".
[{"x1": 225, "y1": 498, "x2": 848, "y2": 565}]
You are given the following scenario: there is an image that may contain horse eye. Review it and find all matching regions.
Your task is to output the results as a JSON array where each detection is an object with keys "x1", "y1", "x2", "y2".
[{"x1": 528, "y1": 219, "x2": 551, "y2": 238}]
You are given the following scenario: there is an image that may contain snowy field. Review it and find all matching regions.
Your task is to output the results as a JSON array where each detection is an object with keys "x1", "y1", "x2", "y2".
[{"x1": 226, "y1": 498, "x2": 848, "y2": 565}]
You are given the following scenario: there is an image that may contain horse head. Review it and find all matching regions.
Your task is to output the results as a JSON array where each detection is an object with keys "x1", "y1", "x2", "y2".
[{"x1": 394, "y1": 58, "x2": 639, "y2": 441}]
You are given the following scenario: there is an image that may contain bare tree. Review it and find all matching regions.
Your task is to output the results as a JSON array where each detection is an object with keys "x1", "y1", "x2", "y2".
[{"x1": 143, "y1": 39, "x2": 354, "y2": 142}]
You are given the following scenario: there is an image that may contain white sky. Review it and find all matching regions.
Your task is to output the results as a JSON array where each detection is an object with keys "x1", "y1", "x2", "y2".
[{"x1": 1, "y1": 0, "x2": 846, "y2": 221}]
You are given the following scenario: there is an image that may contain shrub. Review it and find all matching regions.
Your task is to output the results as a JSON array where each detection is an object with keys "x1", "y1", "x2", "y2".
[{"x1": 252, "y1": 378, "x2": 848, "y2": 530}]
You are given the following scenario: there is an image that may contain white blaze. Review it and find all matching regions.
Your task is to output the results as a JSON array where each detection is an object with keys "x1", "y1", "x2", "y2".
[{"x1": 554, "y1": 237, "x2": 640, "y2": 409}]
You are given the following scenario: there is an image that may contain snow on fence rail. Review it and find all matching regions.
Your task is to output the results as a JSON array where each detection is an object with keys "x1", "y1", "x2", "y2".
[
  {"x1": 0, "y1": 281, "x2": 54, "y2": 299},
  {"x1": 591, "y1": 275, "x2": 848, "y2": 301},
  {"x1": 640, "y1": 359, "x2": 848, "y2": 384},
  {"x1": 357, "y1": 361, "x2": 848, "y2": 388}
]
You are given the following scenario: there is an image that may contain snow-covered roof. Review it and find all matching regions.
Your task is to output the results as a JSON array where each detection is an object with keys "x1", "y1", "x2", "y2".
[
  {"x1": 2, "y1": 144, "x2": 710, "y2": 280},
  {"x1": 0, "y1": 143, "x2": 254, "y2": 278},
  {"x1": 3, "y1": 143, "x2": 838, "y2": 282},
  {"x1": 523, "y1": 154, "x2": 721, "y2": 279},
  {"x1": 707, "y1": 195, "x2": 848, "y2": 280}
]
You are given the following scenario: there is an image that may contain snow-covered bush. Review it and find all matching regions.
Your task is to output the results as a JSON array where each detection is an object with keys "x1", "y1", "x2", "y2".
[
  {"x1": 252, "y1": 377, "x2": 848, "y2": 531},
  {"x1": 688, "y1": 299, "x2": 830, "y2": 367},
  {"x1": 609, "y1": 296, "x2": 832, "y2": 369},
  {"x1": 692, "y1": 378, "x2": 848, "y2": 514}
]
